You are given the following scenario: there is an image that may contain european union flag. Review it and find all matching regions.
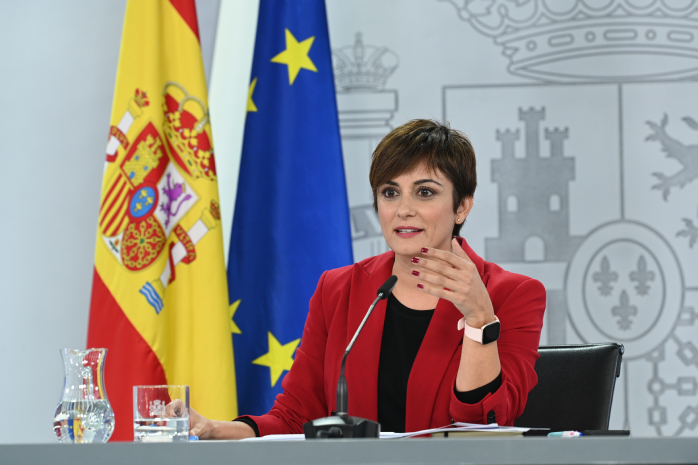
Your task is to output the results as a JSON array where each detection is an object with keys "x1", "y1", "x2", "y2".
[{"x1": 227, "y1": 0, "x2": 353, "y2": 416}]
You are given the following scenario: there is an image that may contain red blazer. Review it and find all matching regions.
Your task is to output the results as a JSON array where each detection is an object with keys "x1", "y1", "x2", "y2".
[{"x1": 246, "y1": 238, "x2": 546, "y2": 435}]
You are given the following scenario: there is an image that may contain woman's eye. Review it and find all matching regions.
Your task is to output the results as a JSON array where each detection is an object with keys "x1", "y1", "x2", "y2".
[
  {"x1": 418, "y1": 188, "x2": 434, "y2": 197},
  {"x1": 382, "y1": 188, "x2": 398, "y2": 198}
]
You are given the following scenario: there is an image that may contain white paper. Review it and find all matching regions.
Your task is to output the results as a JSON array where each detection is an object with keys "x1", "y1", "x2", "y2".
[{"x1": 238, "y1": 423, "x2": 529, "y2": 441}]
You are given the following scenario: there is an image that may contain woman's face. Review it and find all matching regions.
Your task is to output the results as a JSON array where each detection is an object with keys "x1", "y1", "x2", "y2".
[{"x1": 376, "y1": 164, "x2": 472, "y2": 258}]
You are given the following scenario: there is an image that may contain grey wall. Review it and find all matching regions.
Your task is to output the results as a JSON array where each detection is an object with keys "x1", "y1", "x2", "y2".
[
  {"x1": 0, "y1": 0, "x2": 219, "y2": 444},
  {"x1": 0, "y1": 1, "x2": 126, "y2": 444}
]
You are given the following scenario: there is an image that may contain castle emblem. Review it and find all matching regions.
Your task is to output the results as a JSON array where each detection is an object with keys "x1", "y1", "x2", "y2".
[{"x1": 485, "y1": 107, "x2": 582, "y2": 263}]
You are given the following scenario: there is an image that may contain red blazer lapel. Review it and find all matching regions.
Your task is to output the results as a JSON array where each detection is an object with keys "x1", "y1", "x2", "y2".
[
  {"x1": 405, "y1": 238, "x2": 488, "y2": 431},
  {"x1": 344, "y1": 251, "x2": 394, "y2": 421},
  {"x1": 405, "y1": 299, "x2": 463, "y2": 431}
]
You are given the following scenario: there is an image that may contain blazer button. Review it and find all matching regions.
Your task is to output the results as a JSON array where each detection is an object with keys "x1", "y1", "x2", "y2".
[{"x1": 487, "y1": 410, "x2": 496, "y2": 424}]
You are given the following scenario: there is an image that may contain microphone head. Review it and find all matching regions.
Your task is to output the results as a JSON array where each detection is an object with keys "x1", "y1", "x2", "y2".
[{"x1": 377, "y1": 275, "x2": 398, "y2": 300}]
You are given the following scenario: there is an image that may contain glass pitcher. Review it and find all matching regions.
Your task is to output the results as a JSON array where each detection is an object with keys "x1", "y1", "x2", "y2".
[{"x1": 53, "y1": 348, "x2": 114, "y2": 443}]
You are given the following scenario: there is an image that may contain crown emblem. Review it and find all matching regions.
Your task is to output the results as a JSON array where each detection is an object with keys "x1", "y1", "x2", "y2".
[
  {"x1": 332, "y1": 33, "x2": 399, "y2": 91},
  {"x1": 161, "y1": 82, "x2": 216, "y2": 180},
  {"x1": 444, "y1": 0, "x2": 698, "y2": 82}
]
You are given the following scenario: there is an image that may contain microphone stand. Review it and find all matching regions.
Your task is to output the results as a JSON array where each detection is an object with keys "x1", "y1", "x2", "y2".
[{"x1": 303, "y1": 276, "x2": 397, "y2": 439}]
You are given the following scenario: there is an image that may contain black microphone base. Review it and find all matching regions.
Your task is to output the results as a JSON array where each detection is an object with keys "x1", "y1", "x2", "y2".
[{"x1": 303, "y1": 415, "x2": 380, "y2": 439}]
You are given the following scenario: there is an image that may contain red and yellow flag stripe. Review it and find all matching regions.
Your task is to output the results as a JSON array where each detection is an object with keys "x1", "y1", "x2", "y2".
[{"x1": 88, "y1": 0, "x2": 237, "y2": 441}]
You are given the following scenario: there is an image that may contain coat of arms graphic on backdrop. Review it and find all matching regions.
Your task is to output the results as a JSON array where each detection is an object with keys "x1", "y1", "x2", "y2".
[{"x1": 332, "y1": 0, "x2": 698, "y2": 437}]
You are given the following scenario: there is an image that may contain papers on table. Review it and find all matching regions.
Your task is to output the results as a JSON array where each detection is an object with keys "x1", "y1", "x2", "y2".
[
  {"x1": 241, "y1": 434, "x2": 306, "y2": 441},
  {"x1": 239, "y1": 423, "x2": 529, "y2": 441},
  {"x1": 385, "y1": 422, "x2": 529, "y2": 438}
]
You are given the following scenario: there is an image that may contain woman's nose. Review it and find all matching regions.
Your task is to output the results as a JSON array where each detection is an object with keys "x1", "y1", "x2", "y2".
[{"x1": 396, "y1": 197, "x2": 416, "y2": 218}]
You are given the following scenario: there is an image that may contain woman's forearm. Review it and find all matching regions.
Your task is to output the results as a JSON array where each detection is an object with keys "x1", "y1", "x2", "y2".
[
  {"x1": 455, "y1": 336, "x2": 501, "y2": 393},
  {"x1": 204, "y1": 419, "x2": 256, "y2": 440}
]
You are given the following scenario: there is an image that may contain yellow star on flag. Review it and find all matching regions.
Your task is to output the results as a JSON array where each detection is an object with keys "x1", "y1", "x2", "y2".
[
  {"x1": 247, "y1": 78, "x2": 258, "y2": 113},
  {"x1": 271, "y1": 29, "x2": 317, "y2": 85},
  {"x1": 252, "y1": 332, "x2": 301, "y2": 386},
  {"x1": 229, "y1": 299, "x2": 242, "y2": 334}
]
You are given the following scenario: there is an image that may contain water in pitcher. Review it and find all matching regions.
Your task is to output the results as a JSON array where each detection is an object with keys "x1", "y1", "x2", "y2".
[{"x1": 53, "y1": 399, "x2": 114, "y2": 444}]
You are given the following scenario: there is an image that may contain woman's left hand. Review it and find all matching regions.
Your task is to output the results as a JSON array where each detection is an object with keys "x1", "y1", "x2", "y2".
[{"x1": 413, "y1": 238, "x2": 495, "y2": 328}]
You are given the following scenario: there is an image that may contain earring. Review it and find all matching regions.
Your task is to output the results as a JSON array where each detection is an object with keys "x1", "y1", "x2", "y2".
[{"x1": 456, "y1": 218, "x2": 463, "y2": 223}]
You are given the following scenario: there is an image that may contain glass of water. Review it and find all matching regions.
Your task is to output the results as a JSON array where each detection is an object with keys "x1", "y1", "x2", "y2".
[{"x1": 133, "y1": 385, "x2": 189, "y2": 442}]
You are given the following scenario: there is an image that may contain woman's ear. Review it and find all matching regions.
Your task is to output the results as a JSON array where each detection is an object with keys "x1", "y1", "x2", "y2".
[{"x1": 457, "y1": 197, "x2": 474, "y2": 220}]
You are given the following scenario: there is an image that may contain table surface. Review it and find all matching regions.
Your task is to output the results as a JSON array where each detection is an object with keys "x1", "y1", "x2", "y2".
[{"x1": 1, "y1": 437, "x2": 697, "y2": 465}]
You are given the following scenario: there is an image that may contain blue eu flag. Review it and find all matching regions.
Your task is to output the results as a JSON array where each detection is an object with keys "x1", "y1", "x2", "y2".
[{"x1": 227, "y1": 0, "x2": 353, "y2": 416}]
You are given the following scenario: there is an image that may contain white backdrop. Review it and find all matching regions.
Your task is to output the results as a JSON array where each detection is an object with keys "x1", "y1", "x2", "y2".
[
  {"x1": 318, "y1": 0, "x2": 698, "y2": 437},
  {"x1": 1, "y1": 0, "x2": 697, "y2": 444}
]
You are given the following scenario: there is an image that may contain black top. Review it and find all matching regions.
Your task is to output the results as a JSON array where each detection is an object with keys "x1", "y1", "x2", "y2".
[
  {"x1": 377, "y1": 294, "x2": 502, "y2": 432},
  {"x1": 377, "y1": 294, "x2": 435, "y2": 432},
  {"x1": 235, "y1": 293, "x2": 502, "y2": 436}
]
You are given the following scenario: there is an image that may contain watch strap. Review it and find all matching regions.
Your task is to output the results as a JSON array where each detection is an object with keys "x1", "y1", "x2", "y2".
[{"x1": 457, "y1": 315, "x2": 500, "y2": 344}]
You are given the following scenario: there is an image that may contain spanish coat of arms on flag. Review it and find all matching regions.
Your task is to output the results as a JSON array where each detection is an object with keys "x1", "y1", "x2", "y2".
[{"x1": 88, "y1": 0, "x2": 237, "y2": 441}]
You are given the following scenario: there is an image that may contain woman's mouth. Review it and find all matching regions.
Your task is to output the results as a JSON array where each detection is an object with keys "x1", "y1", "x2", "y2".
[{"x1": 395, "y1": 228, "x2": 423, "y2": 238}]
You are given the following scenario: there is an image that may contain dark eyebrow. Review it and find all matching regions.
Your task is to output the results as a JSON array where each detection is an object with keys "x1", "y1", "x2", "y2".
[
  {"x1": 383, "y1": 179, "x2": 442, "y2": 187},
  {"x1": 414, "y1": 179, "x2": 442, "y2": 186}
]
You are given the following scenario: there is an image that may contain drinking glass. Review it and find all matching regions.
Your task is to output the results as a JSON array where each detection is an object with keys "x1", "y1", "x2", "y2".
[{"x1": 133, "y1": 385, "x2": 190, "y2": 442}]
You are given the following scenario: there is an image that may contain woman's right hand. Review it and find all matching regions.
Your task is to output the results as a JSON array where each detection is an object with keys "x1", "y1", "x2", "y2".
[
  {"x1": 187, "y1": 404, "x2": 214, "y2": 439},
  {"x1": 166, "y1": 400, "x2": 255, "y2": 440}
]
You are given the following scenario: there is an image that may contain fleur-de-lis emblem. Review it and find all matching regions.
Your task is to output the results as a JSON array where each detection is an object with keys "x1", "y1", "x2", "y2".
[
  {"x1": 612, "y1": 290, "x2": 638, "y2": 330},
  {"x1": 629, "y1": 255, "x2": 655, "y2": 296},
  {"x1": 592, "y1": 256, "x2": 618, "y2": 296}
]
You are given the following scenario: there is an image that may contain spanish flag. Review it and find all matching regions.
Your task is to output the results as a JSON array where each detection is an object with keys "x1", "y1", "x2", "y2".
[{"x1": 88, "y1": 0, "x2": 237, "y2": 441}]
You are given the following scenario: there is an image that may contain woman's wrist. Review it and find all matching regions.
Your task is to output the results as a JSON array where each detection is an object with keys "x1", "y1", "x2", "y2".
[
  {"x1": 197, "y1": 419, "x2": 255, "y2": 440},
  {"x1": 463, "y1": 308, "x2": 496, "y2": 329},
  {"x1": 212, "y1": 419, "x2": 256, "y2": 440}
]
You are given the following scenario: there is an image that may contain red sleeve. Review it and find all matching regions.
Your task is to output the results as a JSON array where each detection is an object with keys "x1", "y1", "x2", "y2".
[
  {"x1": 448, "y1": 278, "x2": 546, "y2": 426},
  {"x1": 243, "y1": 271, "x2": 332, "y2": 435}
]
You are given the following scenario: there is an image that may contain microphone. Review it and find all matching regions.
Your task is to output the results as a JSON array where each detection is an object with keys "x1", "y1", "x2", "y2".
[
  {"x1": 336, "y1": 275, "x2": 397, "y2": 416},
  {"x1": 303, "y1": 275, "x2": 398, "y2": 439}
]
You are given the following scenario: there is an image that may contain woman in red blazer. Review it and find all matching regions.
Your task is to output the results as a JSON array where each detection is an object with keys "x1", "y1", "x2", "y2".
[{"x1": 185, "y1": 119, "x2": 546, "y2": 438}]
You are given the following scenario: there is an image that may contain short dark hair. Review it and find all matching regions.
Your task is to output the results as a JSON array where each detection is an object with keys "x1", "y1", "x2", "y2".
[{"x1": 369, "y1": 119, "x2": 477, "y2": 236}]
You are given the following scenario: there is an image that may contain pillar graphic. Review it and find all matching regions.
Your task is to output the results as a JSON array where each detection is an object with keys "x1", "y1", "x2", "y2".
[{"x1": 333, "y1": 33, "x2": 399, "y2": 262}]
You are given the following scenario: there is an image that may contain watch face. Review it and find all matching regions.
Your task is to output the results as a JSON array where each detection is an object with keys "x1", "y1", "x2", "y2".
[{"x1": 482, "y1": 321, "x2": 501, "y2": 345}]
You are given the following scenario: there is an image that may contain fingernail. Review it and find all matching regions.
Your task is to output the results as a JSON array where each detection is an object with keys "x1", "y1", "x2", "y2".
[
  {"x1": 417, "y1": 283, "x2": 424, "y2": 289},
  {"x1": 412, "y1": 270, "x2": 420, "y2": 276},
  {"x1": 411, "y1": 257, "x2": 419, "y2": 263},
  {"x1": 421, "y1": 248, "x2": 428, "y2": 253}
]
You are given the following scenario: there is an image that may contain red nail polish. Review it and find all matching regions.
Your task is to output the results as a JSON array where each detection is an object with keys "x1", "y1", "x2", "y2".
[
  {"x1": 411, "y1": 257, "x2": 419, "y2": 263},
  {"x1": 421, "y1": 248, "x2": 428, "y2": 253},
  {"x1": 412, "y1": 270, "x2": 420, "y2": 276},
  {"x1": 417, "y1": 283, "x2": 424, "y2": 289}
]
